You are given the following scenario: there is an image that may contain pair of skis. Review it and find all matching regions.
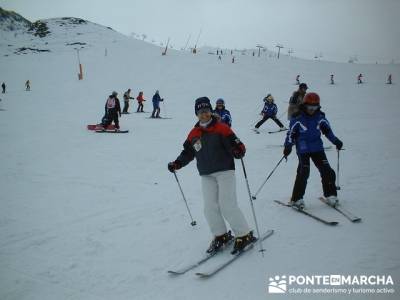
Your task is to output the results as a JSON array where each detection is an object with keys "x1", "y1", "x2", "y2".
[
  {"x1": 274, "y1": 197, "x2": 361, "y2": 225},
  {"x1": 253, "y1": 128, "x2": 287, "y2": 134},
  {"x1": 145, "y1": 116, "x2": 172, "y2": 120},
  {"x1": 168, "y1": 229, "x2": 274, "y2": 278},
  {"x1": 268, "y1": 128, "x2": 288, "y2": 134}
]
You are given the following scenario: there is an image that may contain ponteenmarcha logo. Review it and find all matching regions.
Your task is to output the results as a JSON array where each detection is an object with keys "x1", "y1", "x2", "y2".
[
  {"x1": 267, "y1": 274, "x2": 395, "y2": 295},
  {"x1": 268, "y1": 275, "x2": 287, "y2": 293}
]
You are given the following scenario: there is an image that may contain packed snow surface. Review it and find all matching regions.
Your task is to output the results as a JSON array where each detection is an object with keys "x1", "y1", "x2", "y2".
[{"x1": 0, "y1": 18, "x2": 399, "y2": 300}]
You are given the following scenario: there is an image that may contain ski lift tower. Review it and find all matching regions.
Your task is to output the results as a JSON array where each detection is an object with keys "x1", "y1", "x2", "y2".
[
  {"x1": 276, "y1": 44, "x2": 284, "y2": 59},
  {"x1": 256, "y1": 44, "x2": 264, "y2": 57},
  {"x1": 162, "y1": 37, "x2": 170, "y2": 55}
]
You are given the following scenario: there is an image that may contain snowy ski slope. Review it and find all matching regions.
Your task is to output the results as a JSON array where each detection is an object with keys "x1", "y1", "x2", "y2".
[{"x1": 0, "y1": 18, "x2": 399, "y2": 300}]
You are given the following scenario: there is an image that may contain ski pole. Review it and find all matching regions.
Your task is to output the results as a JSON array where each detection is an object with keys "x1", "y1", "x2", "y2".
[
  {"x1": 240, "y1": 158, "x2": 266, "y2": 256},
  {"x1": 173, "y1": 172, "x2": 197, "y2": 226},
  {"x1": 252, "y1": 156, "x2": 286, "y2": 200},
  {"x1": 162, "y1": 100, "x2": 168, "y2": 118},
  {"x1": 336, "y1": 150, "x2": 341, "y2": 190}
]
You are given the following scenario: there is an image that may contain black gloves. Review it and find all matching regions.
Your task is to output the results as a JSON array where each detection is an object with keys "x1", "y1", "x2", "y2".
[
  {"x1": 232, "y1": 143, "x2": 246, "y2": 159},
  {"x1": 283, "y1": 146, "x2": 292, "y2": 157},
  {"x1": 334, "y1": 138, "x2": 343, "y2": 150},
  {"x1": 168, "y1": 160, "x2": 182, "y2": 173}
]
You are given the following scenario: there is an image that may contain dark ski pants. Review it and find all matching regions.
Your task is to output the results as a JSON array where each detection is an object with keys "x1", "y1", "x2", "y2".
[
  {"x1": 104, "y1": 111, "x2": 120, "y2": 129},
  {"x1": 255, "y1": 116, "x2": 284, "y2": 129},
  {"x1": 291, "y1": 151, "x2": 337, "y2": 201},
  {"x1": 151, "y1": 104, "x2": 160, "y2": 117},
  {"x1": 123, "y1": 101, "x2": 129, "y2": 113},
  {"x1": 137, "y1": 103, "x2": 144, "y2": 112}
]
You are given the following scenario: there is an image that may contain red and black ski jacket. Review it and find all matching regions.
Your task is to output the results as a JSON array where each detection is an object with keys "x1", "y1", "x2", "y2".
[{"x1": 176, "y1": 116, "x2": 245, "y2": 176}]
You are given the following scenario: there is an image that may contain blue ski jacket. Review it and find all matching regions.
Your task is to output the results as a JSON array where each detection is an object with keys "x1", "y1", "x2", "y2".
[
  {"x1": 262, "y1": 102, "x2": 277, "y2": 117},
  {"x1": 214, "y1": 108, "x2": 232, "y2": 127},
  {"x1": 284, "y1": 110, "x2": 339, "y2": 154},
  {"x1": 152, "y1": 93, "x2": 163, "y2": 108}
]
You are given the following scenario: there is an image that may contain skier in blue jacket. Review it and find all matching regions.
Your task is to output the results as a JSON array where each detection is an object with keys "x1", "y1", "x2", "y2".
[
  {"x1": 283, "y1": 92, "x2": 343, "y2": 209},
  {"x1": 213, "y1": 98, "x2": 232, "y2": 127},
  {"x1": 254, "y1": 94, "x2": 286, "y2": 132},
  {"x1": 151, "y1": 90, "x2": 164, "y2": 118}
]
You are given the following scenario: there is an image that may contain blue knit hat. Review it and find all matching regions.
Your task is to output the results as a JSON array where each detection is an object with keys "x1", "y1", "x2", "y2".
[
  {"x1": 216, "y1": 98, "x2": 225, "y2": 105},
  {"x1": 194, "y1": 97, "x2": 212, "y2": 115}
]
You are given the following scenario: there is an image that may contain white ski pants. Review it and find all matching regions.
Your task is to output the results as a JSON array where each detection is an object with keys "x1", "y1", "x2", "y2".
[{"x1": 201, "y1": 170, "x2": 250, "y2": 237}]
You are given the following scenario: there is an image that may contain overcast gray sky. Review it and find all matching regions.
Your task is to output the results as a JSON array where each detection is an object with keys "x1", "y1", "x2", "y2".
[{"x1": 1, "y1": 0, "x2": 399, "y2": 62}]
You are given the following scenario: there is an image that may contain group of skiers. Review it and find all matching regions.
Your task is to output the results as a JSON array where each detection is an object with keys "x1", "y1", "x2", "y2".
[
  {"x1": 99, "y1": 89, "x2": 165, "y2": 130},
  {"x1": 121, "y1": 89, "x2": 152, "y2": 114},
  {"x1": 167, "y1": 83, "x2": 344, "y2": 255},
  {"x1": 294, "y1": 74, "x2": 394, "y2": 85},
  {"x1": 1, "y1": 81, "x2": 31, "y2": 93}
]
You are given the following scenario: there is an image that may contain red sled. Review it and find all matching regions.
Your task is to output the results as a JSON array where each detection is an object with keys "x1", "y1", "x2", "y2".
[{"x1": 87, "y1": 124, "x2": 116, "y2": 131}]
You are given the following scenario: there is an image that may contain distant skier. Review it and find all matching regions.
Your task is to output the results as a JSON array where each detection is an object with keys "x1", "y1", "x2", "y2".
[
  {"x1": 101, "y1": 91, "x2": 121, "y2": 130},
  {"x1": 151, "y1": 90, "x2": 164, "y2": 118},
  {"x1": 283, "y1": 92, "x2": 343, "y2": 209},
  {"x1": 357, "y1": 73, "x2": 363, "y2": 84},
  {"x1": 136, "y1": 91, "x2": 145, "y2": 112},
  {"x1": 254, "y1": 94, "x2": 286, "y2": 132},
  {"x1": 387, "y1": 74, "x2": 392, "y2": 84},
  {"x1": 296, "y1": 75, "x2": 300, "y2": 85},
  {"x1": 122, "y1": 88, "x2": 134, "y2": 113},
  {"x1": 213, "y1": 98, "x2": 232, "y2": 127},
  {"x1": 218, "y1": 55, "x2": 222, "y2": 60},
  {"x1": 1, "y1": 82, "x2": 5, "y2": 93},
  {"x1": 168, "y1": 97, "x2": 255, "y2": 254},
  {"x1": 232, "y1": 57, "x2": 235, "y2": 63},
  {"x1": 287, "y1": 83, "x2": 308, "y2": 120},
  {"x1": 330, "y1": 74, "x2": 334, "y2": 85},
  {"x1": 25, "y1": 80, "x2": 30, "y2": 91}
]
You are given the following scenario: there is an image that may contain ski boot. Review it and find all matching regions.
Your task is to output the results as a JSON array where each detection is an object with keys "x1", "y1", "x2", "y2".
[
  {"x1": 231, "y1": 231, "x2": 257, "y2": 254},
  {"x1": 206, "y1": 231, "x2": 233, "y2": 254},
  {"x1": 325, "y1": 195, "x2": 339, "y2": 207},
  {"x1": 289, "y1": 198, "x2": 305, "y2": 210}
]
